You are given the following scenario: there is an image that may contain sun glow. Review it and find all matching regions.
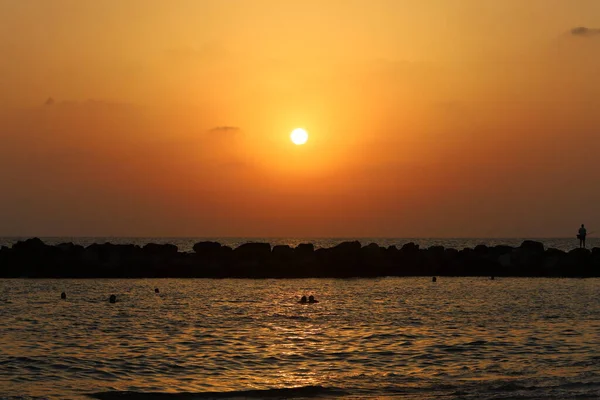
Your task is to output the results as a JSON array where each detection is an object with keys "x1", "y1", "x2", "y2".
[{"x1": 290, "y1": 128, "x2": 309, "y2": 145}]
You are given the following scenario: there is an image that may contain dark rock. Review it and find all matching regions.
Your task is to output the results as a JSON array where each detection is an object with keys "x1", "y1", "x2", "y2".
[
  {"x1": 565, "y1": 248, "x2": 592, "y2": 276},
  {"x1": 234, "y1": 242, "x2": 271, "y2": 259},
  {"x1": 143, "y1": 243, "x2": 178, "y2": 256},
  {"x1": 1, "y1": 238, "x2": 598, "y2": 279},
  {"x1": 493, "y1": 245, "x2": 514, "y2": 255},
  {"x1": 296, "y1": 243, "x2": 314, "y2": 255},
  {"x1": 13, "y1": 237, "x2": 46, "y2": 252},
  {"x1": 426, "y1": 246, "x2": 445, "y2": 263},
  {"x1": 474, "y1": 244, "x2": 488, "y2": 254},
  {"x1": 56, "y1": 242, "x2": 84, "y2": 253},
  {"x1": 270, "y1": 245, "x2": 295, "y2": 276},
  {"x1": 193, "y1": 241, "x2": 221, "y2": 254},
  {"x1": 444, "y1": 248, "x2": 459, "y2": 261},
  {"x1": 401, "y1": 242, "x2": 419, "y2": 253},
  {"x1": 314, "y1": 241, "x2": 362, "y2": 278},
  {"x1": 233, "y1": 243, "x2": 272, "y2": 276},
  {"x1": 510, "y1": 241, "x2": 546, "y2": 276},
  {"x1": 272, "y1": 245, "x2": 294, "y2": 258},
  {"x1": 520, "y1": 240, "x2": 545, "y2": 253},
  {"x1": 333, "y1": 241, "x2": 361, "y2": 252},
  {"x1": 361, "y1": 243, "x2": 388, "y2": 274}
]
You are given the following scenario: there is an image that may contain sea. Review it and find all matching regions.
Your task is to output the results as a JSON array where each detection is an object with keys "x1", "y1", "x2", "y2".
[{"x1": 1, "y1": 238, "x2": 599, "y2": 399}]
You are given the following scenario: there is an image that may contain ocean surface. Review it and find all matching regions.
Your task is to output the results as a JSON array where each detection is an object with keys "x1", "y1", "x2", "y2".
[
  {"x1": 0, "y1": 237, "x2": 596, "y2": 252},
  {"x1": 1, "y1": 278, "x2": 599, "y2": 399}
]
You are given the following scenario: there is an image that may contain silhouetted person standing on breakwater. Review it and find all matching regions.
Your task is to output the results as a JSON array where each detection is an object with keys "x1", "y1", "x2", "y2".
[{"x1": 578, "y1": 224, "x2": 587, "y2": 248}]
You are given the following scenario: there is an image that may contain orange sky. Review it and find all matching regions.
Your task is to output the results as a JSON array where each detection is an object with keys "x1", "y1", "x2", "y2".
[{"x1": 1, "y1": 0, "x2": 599, "y2": 237}]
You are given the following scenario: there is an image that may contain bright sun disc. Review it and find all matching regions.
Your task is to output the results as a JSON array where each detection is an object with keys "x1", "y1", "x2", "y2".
[{"x1": 291, "y1": 128, "x2": 308, "y2": 145}]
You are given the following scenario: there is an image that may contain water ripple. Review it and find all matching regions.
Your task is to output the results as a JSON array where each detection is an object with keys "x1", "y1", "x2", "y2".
[{"x1": 1, "y1": 278, "x2": 599, "y2": 399}]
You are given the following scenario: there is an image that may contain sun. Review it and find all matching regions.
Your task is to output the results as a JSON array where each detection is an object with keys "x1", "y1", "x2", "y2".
[{"x1": 290, "y1": 128, "x2": 308, "y2": 145}]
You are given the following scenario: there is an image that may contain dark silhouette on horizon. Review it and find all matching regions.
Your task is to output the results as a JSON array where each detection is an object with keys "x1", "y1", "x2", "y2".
[
  {"x1": 61, "y1": 292, "x2": 66, "y2": 300},
  {"x1": 1, "y1": 238, "x2": 600, "y2": 279},
  {"x1": 578, "y1": 224, "x2": 587, "y2": 248}
]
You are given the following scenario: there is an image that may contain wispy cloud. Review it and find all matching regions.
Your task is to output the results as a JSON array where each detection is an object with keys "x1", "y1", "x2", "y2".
[
  {"x1": 209, "y1": 126, "x2": 240, "y2": 133},
  {"x1": 571, "y1": 27, "x2": 600, "y2": 37}
]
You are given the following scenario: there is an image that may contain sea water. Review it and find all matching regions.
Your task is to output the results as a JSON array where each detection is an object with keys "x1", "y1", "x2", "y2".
[{"x1": 1, "y1": 277, "x2": 599, "y2": 399}]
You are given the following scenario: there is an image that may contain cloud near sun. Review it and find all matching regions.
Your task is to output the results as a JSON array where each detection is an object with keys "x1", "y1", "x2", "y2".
[
  {"x1": 209, "y1": 126, "x2": 241, "y2": 133},
  {"x1": 571, "y1": 27, "x2": 600, "y2": 37}
]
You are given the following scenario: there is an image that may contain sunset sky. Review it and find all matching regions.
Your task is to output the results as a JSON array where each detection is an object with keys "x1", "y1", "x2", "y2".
[{"x1": 1, "y1": 0, "x2": 599, "y2": 237}]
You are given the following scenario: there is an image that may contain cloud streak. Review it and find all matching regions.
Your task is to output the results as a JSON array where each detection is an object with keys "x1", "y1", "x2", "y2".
[
  {"x1": 209, "y1": 126, "x2": 240, "y2": 133},
  {"x1": 571, "y1": 27, "x2": 600, "y2": 37}
]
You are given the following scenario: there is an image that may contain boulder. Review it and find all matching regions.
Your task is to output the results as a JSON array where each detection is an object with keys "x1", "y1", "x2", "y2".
[
  {"x1": 12, "y1": 237, "x2": 46, "y2": 253},
  {"x1": 56, "y1": 242, "x2": 85, "y2": 253},
  {"x1": 361, "y1": 243, "x2": 386, "y2": 272},
  {"x1": 519, "y1": 240, "x2": 545, "y2": 253},
  {"x1": 142, "y1": 243, "x2": 178, "y2": 256},
  {"x1": 295, "y1": 243, "x2": 315, "y2": 261},
  {"x1": 332, "y1": 241, "x2": 361, "y2": 253},
  {"x1": 401, "y1": 242, "x2": 419, "y2": 253},
  {"x1": 498, "y1": 253, "x2": 512, "y2": 268},
  {"x1": 511, "y1": 241, "x2": 545, "y2": 275},
  {"x1": 234, "y1": 242, "x2": 271, "y2": 263},
  {"x1": 272, "y1": 245, "x2": 294, "y2": 259},
  {"x1": 543, "y1": 248, "x2": 566, "y2": 274},
  {"x1": 474, "y1": 244, "x2": 489, "y2": 254},
  {"x1": 193, "y1": 241, "x2": 221, "y2": 254}
]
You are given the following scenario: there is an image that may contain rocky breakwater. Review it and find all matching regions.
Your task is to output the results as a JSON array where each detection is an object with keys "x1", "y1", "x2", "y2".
[{"x1": 0, "y1": 238, "x2": 598, "y2": 278}]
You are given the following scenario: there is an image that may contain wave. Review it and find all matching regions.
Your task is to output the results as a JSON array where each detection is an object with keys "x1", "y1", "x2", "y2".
[{"x1": 90, "y1": 385, "x2": 346, "y2": 399}]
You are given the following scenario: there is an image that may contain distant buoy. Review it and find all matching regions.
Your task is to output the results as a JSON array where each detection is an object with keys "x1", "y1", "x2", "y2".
[
  {"x1": 155, "y1": 288, "x2": 159, "y2": 293},
  {"x1": 490, "y1": 276, "x2": 495, "y2": 280},
  {"x1": 109, "y1": 295, "x2": 116, "y2": 303},
  {"x1": 432, "y1": 276, "x2": 437, "y2": 282},
  {"x1": 61, "y1": 292, "x2": 66, "y2": 300}
]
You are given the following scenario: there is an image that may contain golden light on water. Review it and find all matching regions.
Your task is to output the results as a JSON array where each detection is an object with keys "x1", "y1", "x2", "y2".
[{"x1": 290, "y1": 128, "x2": 309, "y2": 145}]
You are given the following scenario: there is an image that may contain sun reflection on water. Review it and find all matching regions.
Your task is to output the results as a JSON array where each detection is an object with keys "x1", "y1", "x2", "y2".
[{"x1": 1, "y1": 278, "x2": 600, "y2": 399}]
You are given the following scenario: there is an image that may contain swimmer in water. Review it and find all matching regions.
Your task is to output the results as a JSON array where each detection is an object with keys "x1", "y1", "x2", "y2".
[
  {"x1": 308, "y1": 295, "x2": 319, "y2": 304},
  {"x1": 299, "y1": 295, "x2": 307, "y2": 304}
]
